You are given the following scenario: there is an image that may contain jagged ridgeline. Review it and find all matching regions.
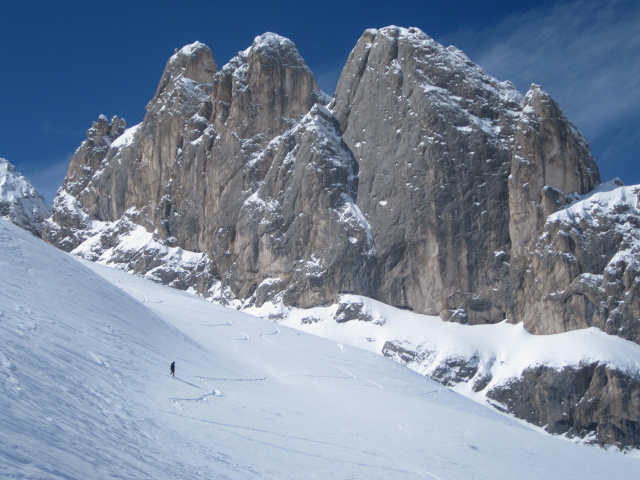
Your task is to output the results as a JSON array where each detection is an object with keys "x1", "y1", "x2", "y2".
[
  {"x1": 44, "y1": 26, "x2": 638, "y2": 342},
  {"x1": 43, "y1": 27, "x2": 640, "y2": 447}
]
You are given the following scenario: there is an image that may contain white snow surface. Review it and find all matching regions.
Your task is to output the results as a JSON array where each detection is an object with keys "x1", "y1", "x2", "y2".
[
  {"x1": 550, "y1": 180, "x2": 639, "y2": 226},
  {"x1": 179, "y1": 41, "x2": 208, "y2": 56},
  {"x1": 1, "y1": 217, "x2": 638, "y2": 479},
  {"x1": 72, "y1": 216, "x2": 204, "y2": 269},
  {"x1": 110, "y1": 123, "x2": 141, "y2": 150},
  {"x1": 257, "y1": 295, "x2": 640, "y2": 397}
]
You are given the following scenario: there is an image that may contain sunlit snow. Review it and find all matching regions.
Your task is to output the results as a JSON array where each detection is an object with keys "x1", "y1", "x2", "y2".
[{"x1": 1, "y1": 218, "x2": 638, "y2": 479}]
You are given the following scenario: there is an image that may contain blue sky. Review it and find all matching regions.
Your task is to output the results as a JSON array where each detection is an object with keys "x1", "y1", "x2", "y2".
[{"x1": 1, "y1": 0, "x2": 638, "y2": 205}]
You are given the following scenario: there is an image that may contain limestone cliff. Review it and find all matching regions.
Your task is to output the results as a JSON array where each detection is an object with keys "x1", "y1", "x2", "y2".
[
  {"x1": 42, "y1": 24, "x2": 638, "y2": 351},
  {"x1": 42, "y1": 27, "x2": 640, "y2": 448},
  {"x1": 332, "y1": 27, "x2": 523, "y2": 322}
]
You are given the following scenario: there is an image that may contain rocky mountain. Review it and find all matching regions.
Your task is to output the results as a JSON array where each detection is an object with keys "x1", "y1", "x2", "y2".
[
  {"x1": 0, "y1": 158, "x2": 49, "y2": 236},
  {"x1": 43, "y1": 27, "x2": 640, "y2": 448}
]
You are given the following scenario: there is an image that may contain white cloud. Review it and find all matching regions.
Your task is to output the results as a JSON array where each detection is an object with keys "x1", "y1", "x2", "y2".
[
  {"x1": 310, "y1": 62, "x2": 344, "y2": 97},
  {"x1": 440, "y1": 0, "x2": 640, "y2": 183}
]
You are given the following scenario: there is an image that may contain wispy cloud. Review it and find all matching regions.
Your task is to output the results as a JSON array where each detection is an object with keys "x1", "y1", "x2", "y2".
[
  {"x1": 441, "y1": 0, "x2": 640, "y2": 182},
  {"x1": 16, "y1": 157, "x2": 70, "y2": 209}
]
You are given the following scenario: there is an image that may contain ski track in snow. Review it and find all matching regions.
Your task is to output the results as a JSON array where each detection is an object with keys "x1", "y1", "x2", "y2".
[
  {"x1": 232, "y1": 331, "x2": 250, "y2": 341},
  {"x1": 163, "y1": 411, "x2": 423, "y2": 478},
  {"x1": 170, "y1": 376, "x2": 223, "y2": 412},
  {"x1": 184, "y1": 319, "x2": 234, "y2": 327},
  {"x1": 259, "y1": 325, "x2": 280, "y2": 342},
  {"x1": 201, "y1": 376, "x2": 268, "y2": 382}
]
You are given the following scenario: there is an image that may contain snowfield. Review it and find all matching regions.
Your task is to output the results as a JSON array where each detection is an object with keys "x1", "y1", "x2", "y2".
[{"x1": 0, "y1": 218, "x2": 638, "y2": 479}]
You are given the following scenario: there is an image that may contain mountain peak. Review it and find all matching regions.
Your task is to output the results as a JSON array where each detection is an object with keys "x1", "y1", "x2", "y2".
[
  {"x1": 251, "y1": 32, "x2": 294, "y2": 50},
  {"x1": 239, "y1": 32, "x2": 309, "y2": 71},
  {"x1": 176, "y1": 40, "x2": 208, "y2": 56},
  {"x1": 209, "y1": 32, "x2": 319, "y2": 141},
  {"x1": 0, "y1": 158, "x2": 49, "y2": 236},
  {"x1": 153, "y1": 41, "x2": 217, "y2": 102}
]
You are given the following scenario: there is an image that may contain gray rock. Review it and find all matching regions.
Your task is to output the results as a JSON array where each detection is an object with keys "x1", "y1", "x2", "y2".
[
  {"x1": 229, "y1": 104, "x2": 371, "y2": 308},
  {"x1": 382, "y1": 341, "x2": 420, "y2": 365},
  {"x1": 332, "y1": 27, "x2": 522, "y2": 321},
  {"x1": 508, "y1": 85, "x2": 600, "y2": 259},
  {"x1": 334, "y1": 302, "x2": 372, "y2": 323},
  {"x1": 487, "y1": 362, "x2": 640, "y2": 449},
  {"x1": 511, "y1": 182, "x2": 640, "y2": 344}
]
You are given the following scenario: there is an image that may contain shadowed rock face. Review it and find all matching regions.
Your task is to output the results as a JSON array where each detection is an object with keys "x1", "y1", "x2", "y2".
[
  {"x1": 332, "y1": 26, "x2": 523, "y2": 319},
  {"x1": 42, "y1": 27, "x2": 640, "y2": 449},
  {"x1": 487, "y1": 363, "x2": 640, "y2": 449}
]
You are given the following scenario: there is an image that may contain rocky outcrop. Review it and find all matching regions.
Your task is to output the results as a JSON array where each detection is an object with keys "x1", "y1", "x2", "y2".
[
  {"x1": 487, "y1": 362, "x2": 640, "y2": 449},
  {"x1": 43, "y1": 35, "x2": 325, "y2": 293},
  {"x1": 503, "y1": 85, "x2": 640, "y2": 341},
  {"x1": 231, "y1": 104, "x2": 373, "y2": 308},
  {"x1": 511, "y1": 182, "x2": 640, "y2": 344},
  {"x1": 42, "y1": 115, "x2": 127, "y2": 250},
  {"x1": 0, "y1": 158, "x2": 49, "y2": 236},
  {"x1": 42, "y1": 27, "x2": 640, "y2": 449}
]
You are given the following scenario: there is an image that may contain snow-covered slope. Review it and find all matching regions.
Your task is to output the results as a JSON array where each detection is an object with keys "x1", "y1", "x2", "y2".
[
  {"x1": 262, "y1": 294, "x2": 640, "y2": 384},
  {"x1": 1, "y1": 218, "x2": 638, "y2": 479},
  {"x1": 0, "y1": 158, "x2": 49, "y2": 236},
  {"x1": 253, "y1": 293, "x2": 640, "y2": 423}
]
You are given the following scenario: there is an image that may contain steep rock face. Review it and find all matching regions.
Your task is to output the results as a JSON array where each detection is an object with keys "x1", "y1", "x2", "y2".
[
  {"x1": 232, "y1": 104, "x2": 373, "y2": 308},
  {"x1": 0, "y1": 158, "x2": 50, "y2": 236},
  {"x1": 42, "y1": 115, "x2": 127, "y2": 250},
  {"x1": 44, "y1": 35, "x2": 324, "y2": 296},
  {"x1": 43, "y1": 42, "x2": 215, "y2": 251},
  {"x1": 77, "y1": 41, "x2": 215, "y2": 223},
  {"x1": 333, "y1": 27, "x2": 522, "y2": 321},
  {"x1": 164, "y1": 33, "x2": 323, "y2": 260},
  {"x1": 515, "y1": 182, "x2": 640, "y2": 343},
  {"x1": 508, "y1": 85, "x2": 600, "y2": 258},
  {"x1": 487, "y1": 362, "x2": 640, "y2": 449}
]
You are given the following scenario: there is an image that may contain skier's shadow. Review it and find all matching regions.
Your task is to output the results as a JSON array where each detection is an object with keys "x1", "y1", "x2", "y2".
[{"x1": 173, "y1": 377, "x2": 206, "y2": 391}]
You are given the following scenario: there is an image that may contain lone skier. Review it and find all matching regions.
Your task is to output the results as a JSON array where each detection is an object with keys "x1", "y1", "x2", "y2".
[{"x1": 170, "y1": 361, "x2": 175, "y2": 376}]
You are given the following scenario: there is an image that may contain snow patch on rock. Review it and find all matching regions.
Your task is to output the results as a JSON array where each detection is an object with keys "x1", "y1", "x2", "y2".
[{"x1": 0, "y1": 158, "x2": 50, "y2": 236}]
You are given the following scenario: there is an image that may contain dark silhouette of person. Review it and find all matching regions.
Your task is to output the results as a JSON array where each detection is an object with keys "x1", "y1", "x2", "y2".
[{"x1": 170, "y1": 361, "x2": 175, "y2": 376}]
